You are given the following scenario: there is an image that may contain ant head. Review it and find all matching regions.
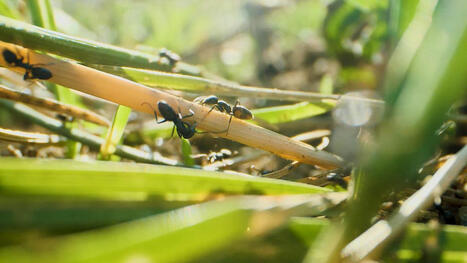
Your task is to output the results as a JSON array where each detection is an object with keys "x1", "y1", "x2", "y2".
[
  {"x1": 232, "y1": 105, "x2": 253, "y2": 120},
  {"x1": 2, "y1": 49, "x2": 18, "y2": 64},
  {"x1": 178, "y1": 121, "x2": 197, "y2": 139}
]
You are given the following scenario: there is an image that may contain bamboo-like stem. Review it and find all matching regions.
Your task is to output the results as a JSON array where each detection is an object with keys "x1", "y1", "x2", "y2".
[
  {"x1": 0, "y1": 84, "x2": 110, "y2": 126},
  {"x1": 0, "y1": 42, "x2": 344, "y2": 168},
  {"x1": 0, "y1": 99, "x2": 179, "y2": 166}
]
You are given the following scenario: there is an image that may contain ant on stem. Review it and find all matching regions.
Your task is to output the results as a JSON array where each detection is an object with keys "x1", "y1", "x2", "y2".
[
  {"x1": 2, "y1": 48, "x2": 52, "y2": 80},
  {"x1": 141, "y1": 100, "x2": 197, "y2": 139},
  {"x1": 194, "y1": 95, "x2": 253, "y2": 135}
]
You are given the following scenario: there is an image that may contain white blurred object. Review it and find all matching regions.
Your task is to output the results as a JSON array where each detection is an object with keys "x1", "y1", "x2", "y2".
[{"x1": 333, "y1": 91, "x2": 384, "y2": 127}]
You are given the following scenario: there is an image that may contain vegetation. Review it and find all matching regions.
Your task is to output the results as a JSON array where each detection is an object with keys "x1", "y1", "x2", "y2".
[{"x1": 0, "y1": 0, "x2": 465, "y2": 262}]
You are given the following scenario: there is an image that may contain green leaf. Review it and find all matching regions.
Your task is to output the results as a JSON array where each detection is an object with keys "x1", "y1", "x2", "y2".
[
  {"x1": 252, "y1": 101, "x2": 335, "y2": 125},
  {"x1": 181, "y1": 137, "x2": 195, "y2": 166},
  {"x1": 100, "y1": 105, "x2": 132, "y2": 158},
  {"x1": 0, "y1": 158, "x2": 331, "y2": 199},
  {"x1": 0, "y1": 195, "x2": 343, "y2": 263}
]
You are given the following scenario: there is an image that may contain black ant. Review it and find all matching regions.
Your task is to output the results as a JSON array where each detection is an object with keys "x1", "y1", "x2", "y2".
[
  {"x1": 2, "y1": 48, "x2": 52, "y2": 80},
  {"x1": 194, "y1": 95, "x2": 231, "y2": 113},
  {"x1": 194, "y1": 95, "x2": 253, "y2": 135},
  {"x1": 192, "y1": 148, "x2": 234, "y2": 164},
  {"x1": 159, "y1": 48, "x2": 180, "y2": 66},
  {"x1": 325, "y1": 172, "x2": 348, "y2": 189},
  {"x1": 142, "y1": 100, "x2": 197, "y2": 139},
  {"x1": 206, "y1": 149, "x2": 233, "y2": 163}
]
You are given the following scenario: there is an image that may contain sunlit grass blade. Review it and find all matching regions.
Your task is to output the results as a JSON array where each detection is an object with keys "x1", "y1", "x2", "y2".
[
  {"x1": 0, "y1": 194, "x2": 346, "y2": 263},
  {"x1": 252, "y1": 101, "x2": 335, "y2": 125},
  {"x1": 0, "y1": 158, "x2": 331, "y2": 199},
  {"x1": 100, "y1": 105, "x2": 131, "y2": 158},
  {"x1": 181, "y1": 137, "x2": 195, "y2": 166}
]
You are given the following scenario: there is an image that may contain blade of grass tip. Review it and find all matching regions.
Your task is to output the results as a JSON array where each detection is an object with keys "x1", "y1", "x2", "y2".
[
  {"x1": 0, "y1": 158, "x2": 332, "y2": 198},
  {"x1": 319, "y1": 74, "x2": 334, "y2": 95},
  {"x1": 181, "y1": 137, "x2": 195, "y2": 166},
  {"x1": 0, "y1": 15, "x2": 204, "y2": 76},
  {"x1": 0, "y1": 194, "x2": 346, "y2": 263},
  {"x1": 100, "y1": 105, "x2": 132, "y2": 159},
  {"x1": 0, "y1": 42, "x2": 344, "y2": 169},
  {"x1": 27, "y1": 0, "x2": 83, "y2": 158}
]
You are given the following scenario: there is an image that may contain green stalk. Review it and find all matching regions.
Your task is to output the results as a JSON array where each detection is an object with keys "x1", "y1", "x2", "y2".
[{"x1": 0, "y1": 15, "x2": 203, "y2": 76}]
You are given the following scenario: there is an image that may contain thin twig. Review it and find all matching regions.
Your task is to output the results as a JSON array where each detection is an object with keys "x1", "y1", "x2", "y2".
[
  {"x1": 0, "y1": 127, "x2": 62, "y2": 143},
  {"x1": 0, "y1": 84, "x2": 110, "y2": 126}
]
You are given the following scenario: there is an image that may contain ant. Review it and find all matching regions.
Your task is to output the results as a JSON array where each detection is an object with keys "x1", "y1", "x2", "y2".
[
  {"x1": 2, "y1": 48, "x2": 52, "y2": 80},
  {"x1": 325, "y1": 172, "x2": 348, "y2": 189},
  {"x1": 194, "y1": 95, "x2": 231, "y2": 113},
  {"x1": 194, "y1": 95, "x2": 253, "y2": 135},
  {"x1": 142, "y1": 100, "x2": 197, "y2": 139},
  {"x1": 159, "y1": 48, "x2": 180, "y2": 66},
  {"x1": 206, "y1": 149, "x2": 233, "y2": 163},
  {"x1": 192, "y1": 148, "x2": 234, "y2": 164}
]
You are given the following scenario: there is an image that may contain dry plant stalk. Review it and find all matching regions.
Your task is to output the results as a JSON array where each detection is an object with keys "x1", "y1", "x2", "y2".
[
  {"x1": 0, "y1": 84, "x2": 110, "y2": 126},
  {"x1": 0, "y1": 42, "x2": 344, "y2": 168}
]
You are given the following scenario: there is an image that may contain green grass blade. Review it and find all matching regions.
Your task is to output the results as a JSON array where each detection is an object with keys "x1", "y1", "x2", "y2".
[
  {"x1": 181, "y1": 137, "x2": 195, "y2": 166},
  {"x1": 0, "y1": 15, "x2": 201, "y2": 76},
  {"x1": 252, "y1": 101, "x2": 335, "y2": 125},
  {"x1": 0, "y1": 158, "x2": 331, "y2": 199},
  {"x1": 0, "y1": 195, "x2": 344, "y2": 263},
  {"x1": 100, "y1": 105, "x2": 132, "y2": 158}
]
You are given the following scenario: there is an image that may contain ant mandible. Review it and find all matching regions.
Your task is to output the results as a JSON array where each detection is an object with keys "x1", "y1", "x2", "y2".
[
  {"x1": 2, "y1": 48, "x2": 52, "y2": 80},
  {"x1": 142, "y1": 100, "x2": 197, "y2": 139},
  {"x1": 194, "y1": 95, "x2": 253, "y2": 135}
]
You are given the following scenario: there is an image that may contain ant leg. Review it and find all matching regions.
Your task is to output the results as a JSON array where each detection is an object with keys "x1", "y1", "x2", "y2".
[
  {"x1": 170, "y1": 125, "x2": 176, "y2": 137},
  {"x1": 225, "y1": 115, "x2": 233, "y2": 136},
  {"x1": 141, "y1": 102, "x2": 167, "y2": 124},
  {"x1": 181, "y1": 109, "x2": 194, "y2": 119}
]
